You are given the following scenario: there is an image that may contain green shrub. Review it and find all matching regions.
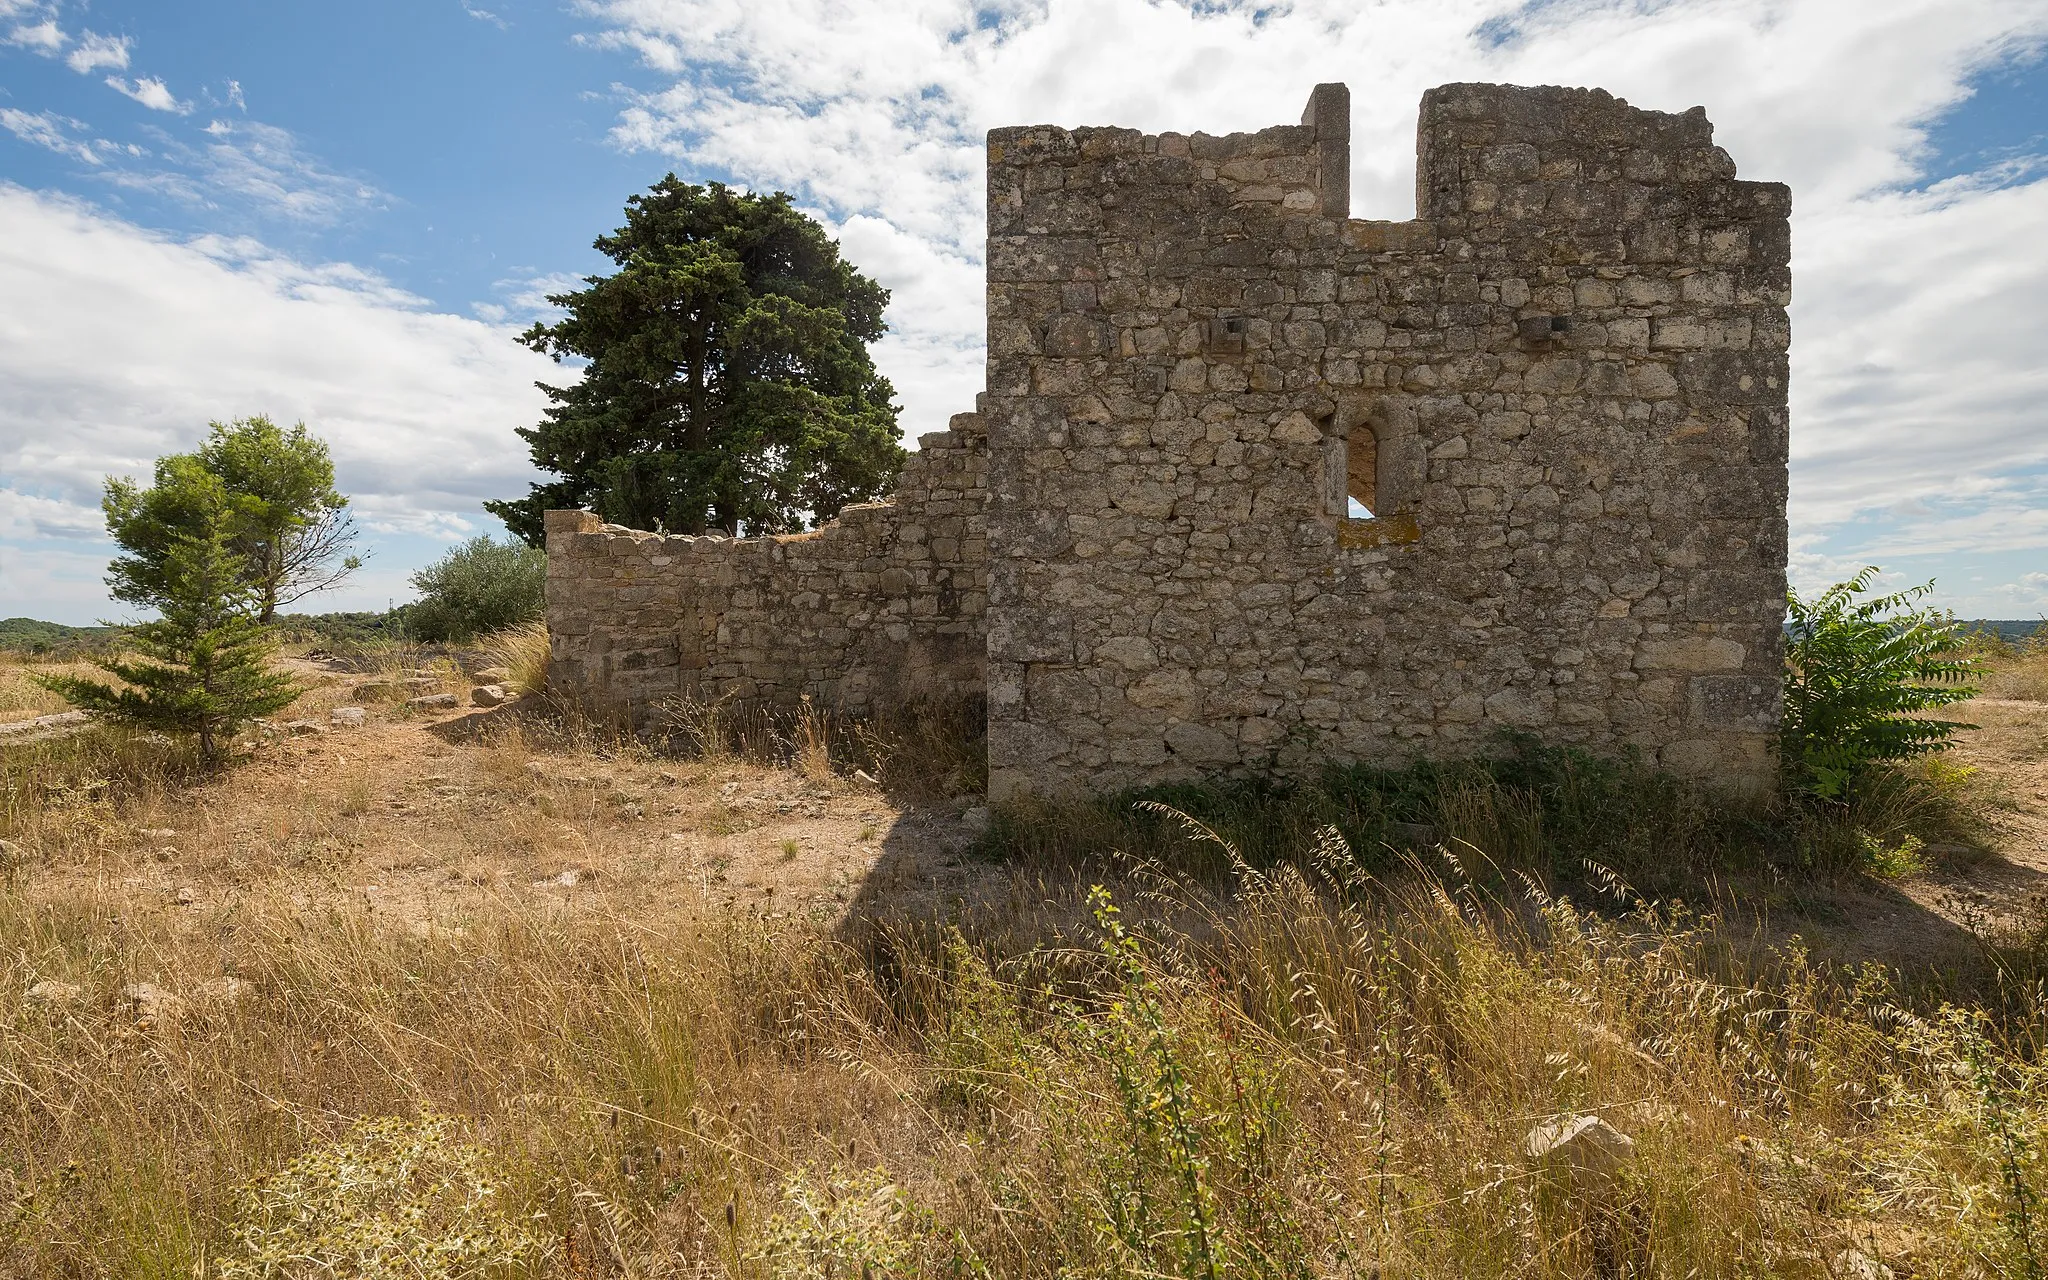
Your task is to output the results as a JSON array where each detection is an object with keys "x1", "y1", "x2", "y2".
[
  {"x1": 1783, "y1": 568, "x2": 1977, "y2": 799},
  {"x1": 980, "y1": 732, "x2": 1755, "y2": 892},
  {"x1": 405, "y1": 536, "x2": 546, "y2": 643}
]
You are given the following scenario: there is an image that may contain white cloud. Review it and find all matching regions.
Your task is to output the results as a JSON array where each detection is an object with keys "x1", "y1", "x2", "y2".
[
  {"x1": 1792, "y1": 173, "x2": 2048, "y2": 529},
  {"x1": 0, "y1": 487, "x2": 103, "y2": 541},
  {"x1": 83, "y1": 119, "x2": 385, "y2": 225},
  {"x1": 1988, "y1": 570, "x2": 2048, "y2": 612},
  {"x1": 472, "y1": 271, "x2": 584, "y2": 325},
  {"x1": 0, "y1": 107, "x2": 102, "y2": 164},
  {"x1": 63, "y1": 29, "x2": 128, "y2": 74},
  {"x1": 6, "y1": 18, "x2": 62, "y2": 51},
  {"x1": 0, "y1": 538, "x2": 123, "y2": 624},
  {"x1": 0, "y1": 185, "x2": 554, "y2": 618},
  {"x1": 582, "y1": 0, "x2": 2048, "y2": 572},
  {"x1": 184, "y1": 120, "x2": 380, "y2": 220},
  {"x1": 106, "y1": 75, "x2": 190, "y2": 114}
]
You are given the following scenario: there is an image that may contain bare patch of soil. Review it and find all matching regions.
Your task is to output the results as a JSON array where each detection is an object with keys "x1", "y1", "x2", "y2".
[
  {"x1": 16, "y1": 660, "x2": 997, "y2": 946},
  {"x1": 1750, "y1": 692, "x2": 2048, "y2": 968}
]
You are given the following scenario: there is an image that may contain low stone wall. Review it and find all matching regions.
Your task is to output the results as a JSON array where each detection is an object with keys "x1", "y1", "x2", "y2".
[{"x1": 544, "y1": 412, "x2": 988, "y2": 720}]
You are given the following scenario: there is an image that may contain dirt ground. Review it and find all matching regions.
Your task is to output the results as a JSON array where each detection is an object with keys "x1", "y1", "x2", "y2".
[
  {"x1": 1865, "y1": 695, "x2": 2048, "y2": 947},
  {"x1": 10, "y1": 652, "x2": 2048, "y2": 974},
  {"x1": 1672, "y1": 688, "x2": 2048, "y2": 970},
  {"x1": 16, "y1": 655, "x2": 1001, "y2": 947}
]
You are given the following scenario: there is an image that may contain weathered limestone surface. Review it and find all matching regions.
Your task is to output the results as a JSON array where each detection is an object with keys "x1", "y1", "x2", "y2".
[
  {"x1": 983, "y1": 82, "x2": 1789, "y2": 799},
  {"x1": 546, "y1": 80, "x2": 1791, "y2": 800},
  {"x1": 545, "y1": 413, "x2": 987, "y2": 717}
]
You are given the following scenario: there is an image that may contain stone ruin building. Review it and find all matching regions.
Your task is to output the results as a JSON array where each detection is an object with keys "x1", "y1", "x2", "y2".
[{"x1": 545, "y1": 81, "x2": 1792, "y2": 801}]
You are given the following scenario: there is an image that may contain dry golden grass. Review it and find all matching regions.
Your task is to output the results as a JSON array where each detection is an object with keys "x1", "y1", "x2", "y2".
[
  {"x1": 4, "y1": 818, "x2": 2043, "y2": 1277},
  {"x1": 1987, "y1": 648, "x2": 2048, "y2": 702},
  {"x1": 479, "y1": 622, "x2": 550, "y2": 697},
  {"x1": 0, "y1": 659, "x2": 2043, "y2": 1278},
  {"x1": 0, "y1": 655, "x2": 103, "y2": 720}
]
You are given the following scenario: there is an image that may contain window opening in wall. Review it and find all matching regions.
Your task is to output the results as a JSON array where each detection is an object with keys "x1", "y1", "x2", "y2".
[
  {"x1": 1347, "y1": 418, "x2": 1377, "y2": 520},
  {"x1": 1328, "y1": 398, "x2": 1421, "y2": 549}
]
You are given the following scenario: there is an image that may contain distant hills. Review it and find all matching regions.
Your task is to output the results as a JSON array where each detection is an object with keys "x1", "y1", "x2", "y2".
[
  {"x1": 0, "y1": 610, "x2": 413, "y2": 653},
  {"x1": 1960, "y1": 619, "x2": 2047, "y2": 643},
  {"x1": 0, "y1": 617, "x2": 120, "y2": 652}
]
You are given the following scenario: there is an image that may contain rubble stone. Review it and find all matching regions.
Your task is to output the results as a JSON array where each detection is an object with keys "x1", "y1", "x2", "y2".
[
  {"x1": 121, "y1": 982, "x2": 187, "y2": 1024},
  {"x1": 24, "y1": 979, "x2": 83, "y2": 1006},
  {"x1": 1524, "y1": 1114, "x2": 1637, "y2": 1180}
]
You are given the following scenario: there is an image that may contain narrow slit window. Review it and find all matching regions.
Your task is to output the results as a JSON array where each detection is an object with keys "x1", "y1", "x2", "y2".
[{"x1": 1347, "y1": 419, "x2": 1377, "y2": 519}]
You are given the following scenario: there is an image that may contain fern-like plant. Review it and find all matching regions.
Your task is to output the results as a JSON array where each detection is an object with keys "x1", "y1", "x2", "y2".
[{"x1": 1782, "y1": 568, "x2": 1977, "y2": 798}]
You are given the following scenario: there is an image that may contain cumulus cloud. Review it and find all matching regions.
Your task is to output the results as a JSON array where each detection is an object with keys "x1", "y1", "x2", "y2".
[
  {"x1": 106, "y1": 75, "x2": 190, "y2": 114},
  {"x1": 1793, "y1": 172, "x2": 2048, "y2": 529},
  {"x1": 63, "y1": 29, "x2": 128, "y2": 74},
  {"x1": 1984, "y1": 569, "x2": 2048, "y2": 612},
  {"x1": 0, "y1": 185, "x2": 554, "y2": 618},
  {"x1": 582, "y1": 0, "x2": 2048, "y2": 578}
]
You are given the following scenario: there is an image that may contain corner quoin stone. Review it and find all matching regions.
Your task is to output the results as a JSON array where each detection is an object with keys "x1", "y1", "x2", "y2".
[{"x1": 545, "y1": 80, "x2": 1791, "y2": 805}]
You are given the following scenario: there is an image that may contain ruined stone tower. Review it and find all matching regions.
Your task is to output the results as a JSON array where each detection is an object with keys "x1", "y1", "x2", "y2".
[{"x1": 545, "y1": 82, "x2": 1792, "y2": 798}]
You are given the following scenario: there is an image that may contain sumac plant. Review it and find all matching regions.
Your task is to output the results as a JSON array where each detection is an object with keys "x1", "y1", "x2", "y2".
[{"x1": 1782, "y1": 567, "x2": 1977, "y2": 799}]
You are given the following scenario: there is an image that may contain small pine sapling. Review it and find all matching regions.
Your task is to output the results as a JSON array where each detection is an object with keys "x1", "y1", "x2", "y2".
[{"x1": 41, "y1": 521, "x2": 299, "y2": 763}]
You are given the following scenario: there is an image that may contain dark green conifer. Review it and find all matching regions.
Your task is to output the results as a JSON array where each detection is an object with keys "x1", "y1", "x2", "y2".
[{"x1": 487, "y1": 178, "x2": 904, "y2": 541}]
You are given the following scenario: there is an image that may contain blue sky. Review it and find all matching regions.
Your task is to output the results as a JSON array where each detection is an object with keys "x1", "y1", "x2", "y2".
[
  {"x1": 0, "y1": 1, "x2": 655, "y2": 327},
  {"x1": 2, "y1": 0, "x2": 2046, "y2": 624}
]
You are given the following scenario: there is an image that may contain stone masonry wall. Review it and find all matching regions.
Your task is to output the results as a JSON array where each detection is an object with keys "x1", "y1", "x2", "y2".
[
  {"x1": 544, "y1": 412, "x2": 987, "y2": 719},
  {"x1": 983, "y1": 83, "x2": 1791, "y2": 799}
]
